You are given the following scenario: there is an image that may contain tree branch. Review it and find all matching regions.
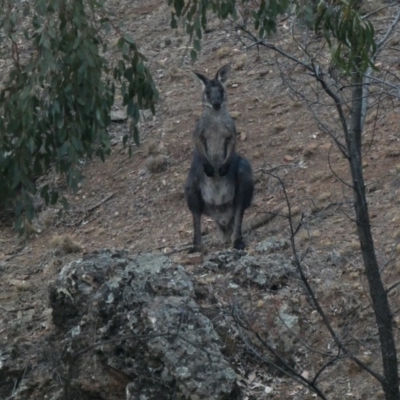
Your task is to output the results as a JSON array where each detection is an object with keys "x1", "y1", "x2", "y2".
[{"x1": 272, "y1": 172, "x2": 384, "y2": 385}]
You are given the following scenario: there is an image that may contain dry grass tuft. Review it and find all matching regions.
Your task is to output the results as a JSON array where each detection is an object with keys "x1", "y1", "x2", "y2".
[
  {"x1": 216, "y1": 46, "x2": 231, "y2": 59},
  {"x1": 167, "y1": 66, "x2": 185, "y2": 80},
  {"x1": 233, "y1": 54, "x2": 247, "y2": 70},
  {"x1": 309, "y1": 171, "x2": 325, "y2": 183},
  {"x1": 40, "y1": 209, "x2": 56, "y2": 230},
  {"x1": 145, "y1": 155, "x2": 168, "y2": 173},
  {"x1": 346, "y1": 240, "x2": 361, "y2": 252},
  {"x1": 230, "y1": 111, "x2": 242, "y2": 119},
  {"x1": 386, "y1": 147, "x2": 400, "y2": 157},
  {"x1": 50, "y1": 234, "x2": 82, "y2": 254},
  {"x1": 144, "y1": 140, "x2": 159, "y2": 156}
]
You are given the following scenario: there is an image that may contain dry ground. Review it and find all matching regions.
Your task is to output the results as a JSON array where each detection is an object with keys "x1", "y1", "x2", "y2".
[{"x1": 2, "y1": 1, "x2": 400, "y2": 399}]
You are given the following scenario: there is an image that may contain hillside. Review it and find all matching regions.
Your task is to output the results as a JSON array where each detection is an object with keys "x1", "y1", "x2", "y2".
[{"x1": 1, "y1": 1, "x2": 400, "y2": 399}]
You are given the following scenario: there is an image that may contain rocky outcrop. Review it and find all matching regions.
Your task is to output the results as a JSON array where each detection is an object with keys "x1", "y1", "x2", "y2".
[{"x1": 49, "y1": 250, "x2": 239, "y2": 400}]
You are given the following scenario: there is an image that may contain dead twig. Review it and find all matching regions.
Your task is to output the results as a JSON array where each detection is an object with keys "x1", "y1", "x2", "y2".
[
  {"x1": 4, "y1": 248, "x2": 32, "y2": 262},
  {"x1": 86, "y1": 192, "x2": 115, "y2": 213},
  {"x1": 243, "y1": 207, "x2": 282, "y2": 233},
  {"x1": 0, "y1": 305, "x2": 35, "y2": 313},
  {"x1": 164, "y1": 245, "x2": 193, "y2": 256},
  {"x1": 74, "y1": 192, "x2": 115, "y2": 226}
]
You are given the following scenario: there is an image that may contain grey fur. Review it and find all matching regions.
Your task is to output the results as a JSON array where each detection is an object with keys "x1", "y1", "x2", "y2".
[{"x1": 185, "y1": 65, "x2": 254, "y2": 252}]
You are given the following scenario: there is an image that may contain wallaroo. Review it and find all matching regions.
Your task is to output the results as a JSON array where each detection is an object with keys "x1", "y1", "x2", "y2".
[{"x1": 185, "y1": 64, "x2": 254, "y2": 252}]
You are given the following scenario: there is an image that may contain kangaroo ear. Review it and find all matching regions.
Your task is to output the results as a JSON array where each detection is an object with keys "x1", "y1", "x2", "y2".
[
  {"x1": 215, "y1": 64, "x2": 231, "y2": 84},
  {"x1": 193, "y1": 71, "x2": 208, "y2": 89}
]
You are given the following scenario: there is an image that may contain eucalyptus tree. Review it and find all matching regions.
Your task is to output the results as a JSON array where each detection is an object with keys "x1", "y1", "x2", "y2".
[{"x1": 0, "y1": 0, "x2": 158, "y2": 230}]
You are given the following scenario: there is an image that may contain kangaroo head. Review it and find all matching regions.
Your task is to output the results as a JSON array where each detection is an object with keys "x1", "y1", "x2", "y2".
[{"x1": 194, "y1": 64, "x2": 231, "y2": 111}]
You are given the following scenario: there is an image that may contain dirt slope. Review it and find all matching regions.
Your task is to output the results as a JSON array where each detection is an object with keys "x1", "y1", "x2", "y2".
[{"x1": 1, "y1": 1, "x2": 400, "y2": 399}]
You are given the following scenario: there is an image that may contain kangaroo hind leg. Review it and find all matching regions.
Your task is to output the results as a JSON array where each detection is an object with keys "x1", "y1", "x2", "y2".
[
  {"x1": 185, "y1": 167, "x2": 205, "y2": 253},
  {"x1": 231, "y1": 158, "x2": 254, "y2": 250}
]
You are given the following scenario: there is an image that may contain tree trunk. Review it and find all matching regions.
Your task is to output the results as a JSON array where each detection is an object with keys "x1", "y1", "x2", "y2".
[{"x1": 348, "y1": 67, "x2": 400, "y2": 400}]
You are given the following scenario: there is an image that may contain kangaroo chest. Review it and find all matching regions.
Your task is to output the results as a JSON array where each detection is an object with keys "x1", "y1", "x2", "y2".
[
  {"x1": 202, "y1": 123, "x2": 232, "y2": 166},
  {"x1": 200, "y1": 175, "x2": 235, "y2": 206}
]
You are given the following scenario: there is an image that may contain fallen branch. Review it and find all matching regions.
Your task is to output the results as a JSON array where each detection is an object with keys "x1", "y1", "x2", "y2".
[
  {"x1": 243, "y1": 207, "x2": 283, "y2": 233},
  {"x1": 4, "y1": 248, "x2": 32, "y2": 262},
  {"x1": 74, "y1": 192, "x2": 115, "y2": 226},
  {"x1": 86, "y1": 192, "x2": 115, "y2": 213}
]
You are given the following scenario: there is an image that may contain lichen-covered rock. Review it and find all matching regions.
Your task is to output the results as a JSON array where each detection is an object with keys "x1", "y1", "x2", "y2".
[
  {"x1": 145, "y1": 296, "x2": 237, "y2": 400},
  {"x1": 204, "y1": 249, "x2": 294, "y2": 289},
  {"x1": 49, "y1": 250, "x2": 238, "y2": 400},
  {"x1": 256, "y1": 238, "x2": 290, "y2": 254},
  {"x1": 48, "y1": 249, "x2": 129, "y2": 329}
]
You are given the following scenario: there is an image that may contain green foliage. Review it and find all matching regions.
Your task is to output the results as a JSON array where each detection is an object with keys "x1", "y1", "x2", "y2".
[
  {"x1": 169, "y1": 0, "x2": 377, "y2": 75},
  {"x1": 168, "y1": 0, "x2": 291, "y2": 60},
  {"x1": 315, "y1": 0, "x2": 377, "y2": 74},
  {"x1": 295, "y1": 0, "x2": 319, "y2": 28},
  {"x1": 253, "y1": 0, "x2": 290, "y2": 37},
  {"x1": 0, "y1": 0, "x2": 158, "y2": 231}
]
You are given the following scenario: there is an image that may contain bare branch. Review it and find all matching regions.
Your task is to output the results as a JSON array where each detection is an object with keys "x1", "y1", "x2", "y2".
[
  {"x1": 364, "y1": 73, "x2": 400, "y2": 99},
  {"x1": 312, "y1": 65, "x2": 350, "y2": 142},
  {"x1": 232, "y1": 308, "x2": 329, "y2": 400},
  {"x1": 362, "y1": 3, "x2": 400, "y2": 20},
  {"x1": 237, "y1": 24, "x2": 314, "y2": 72},
  {"x1": 386, "y1": 280, "x2": 400, "y2": 294},
  {"x1": 272, "y1": 172, "x2": 385, "y2": 385},
  {"x1": 376, "y1": 6, "x2": 400, "y2": 50}
]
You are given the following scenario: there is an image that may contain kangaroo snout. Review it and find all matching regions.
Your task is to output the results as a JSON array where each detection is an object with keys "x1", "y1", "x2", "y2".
[
  {"x1": 212, "y1": 101, "x2": 221, "y2": 110},
  {"x1": 219, "y1": 217, "x2": 229, "y2": 226}
]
